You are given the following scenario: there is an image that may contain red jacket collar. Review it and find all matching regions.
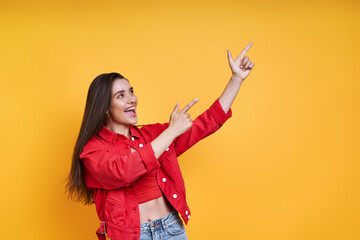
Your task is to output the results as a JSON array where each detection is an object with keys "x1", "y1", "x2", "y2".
[{"x1": 98, "y1": 124, "x2": 140, "y2": 143}]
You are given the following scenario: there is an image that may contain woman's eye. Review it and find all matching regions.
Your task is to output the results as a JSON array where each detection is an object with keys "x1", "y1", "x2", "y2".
[
  {"x1": 118, "y1": 94, "x2": 124, "y2": 98},
  {"x1": 130, "y1": 90, "x2": 134, "y2": 94}
]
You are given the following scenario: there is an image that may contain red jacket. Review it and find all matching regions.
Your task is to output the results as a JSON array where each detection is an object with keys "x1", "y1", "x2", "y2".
[{"x1": 79, "y1": 98, "x2": 232, "y2": 240}]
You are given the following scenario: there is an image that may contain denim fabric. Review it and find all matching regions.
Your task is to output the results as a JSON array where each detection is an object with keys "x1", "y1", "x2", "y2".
[
  {"x1": 111, "y1": 210, "x2": 188, "y2": 240},
  {"x1": 139, "y1": 210, "x2": 188, "y2": 240}
]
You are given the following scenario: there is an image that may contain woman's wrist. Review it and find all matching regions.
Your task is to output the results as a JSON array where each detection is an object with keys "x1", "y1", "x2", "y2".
[
  {"x1": 164, "y1": 127, "x2": 178, "y2": 141},
  {"x1": 231, "y1": 74, "x2": 244, "y2": 82}
]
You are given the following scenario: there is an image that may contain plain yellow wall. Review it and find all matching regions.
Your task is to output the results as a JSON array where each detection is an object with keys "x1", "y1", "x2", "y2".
[{"x1": 0, "y1": 0, "x2": 359, "y2": 239}]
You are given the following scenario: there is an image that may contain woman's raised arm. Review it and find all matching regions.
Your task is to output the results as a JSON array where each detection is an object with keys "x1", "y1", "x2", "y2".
[
  {"x1": 148, "y1": 44, "x2": 255, "y2": 157},
  {"x1": 219, "y1": 42, "x2": 255, "y2": 113}
]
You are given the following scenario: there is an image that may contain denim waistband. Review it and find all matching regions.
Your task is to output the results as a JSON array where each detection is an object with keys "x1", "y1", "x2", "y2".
[{"x1": 140, "y1": 210, "x2": 179, "y2": 232}]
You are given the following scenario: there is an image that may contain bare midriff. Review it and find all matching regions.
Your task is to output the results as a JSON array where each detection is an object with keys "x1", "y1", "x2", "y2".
[{"x1": 138, "y1": 195, "x2": 175, "y2": 223}]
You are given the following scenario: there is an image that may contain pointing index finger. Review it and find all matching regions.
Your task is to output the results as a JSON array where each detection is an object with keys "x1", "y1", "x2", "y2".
[
  {"x1": 180, "y1": 98, "x2": 199, "y2": 113},
  {"x1": 237, "y1": 42, "x2": 253, "y2": 61}
]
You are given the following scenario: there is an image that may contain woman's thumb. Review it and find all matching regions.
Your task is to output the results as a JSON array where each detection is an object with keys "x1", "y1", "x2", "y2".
[{"x1": 227, "y1": 49, "x2": 234, "y2": 64}]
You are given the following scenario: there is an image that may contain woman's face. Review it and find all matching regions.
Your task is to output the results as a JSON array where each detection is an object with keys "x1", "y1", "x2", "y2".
[{"x1": 106, "y1": 78, "x2": 138, "y2": 129}]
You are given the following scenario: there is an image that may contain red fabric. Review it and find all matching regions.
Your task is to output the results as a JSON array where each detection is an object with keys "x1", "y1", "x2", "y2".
[
  {"x1": 79, "y1": 98, "x2": 232, "y2": 240},
  {"x1": 132, "y1": 169, "x2": 163, "y2": 204}
]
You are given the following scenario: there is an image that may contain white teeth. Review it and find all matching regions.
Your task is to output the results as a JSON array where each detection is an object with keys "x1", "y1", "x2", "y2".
[{"x1": 124, "y1": 107, "x2": 135, "y2": 112}]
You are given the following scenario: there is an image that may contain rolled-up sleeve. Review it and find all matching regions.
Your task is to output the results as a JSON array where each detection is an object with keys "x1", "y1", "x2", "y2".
[
  {"x1": 208, "y1": 98, "x2": 232, "y2": 125},
  {"x1": 174, "y1": 98, "x2": 232, "y2": 156},
  {"x1": 137, "y1": 143, "x2": 160, "y2": 171},
  {"x1": 79, "y1": 141, "x2": 160, "y2": 190}
]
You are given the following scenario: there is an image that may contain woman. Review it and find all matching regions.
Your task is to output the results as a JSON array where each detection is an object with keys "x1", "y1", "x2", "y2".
[{"x1": 65, "y1": 43, "x2": 255, "y2": 240}]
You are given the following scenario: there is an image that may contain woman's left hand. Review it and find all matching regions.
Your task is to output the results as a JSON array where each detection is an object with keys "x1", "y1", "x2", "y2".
[{"x1": 227, "y1": 42, "x2": 255, "y2": 81}]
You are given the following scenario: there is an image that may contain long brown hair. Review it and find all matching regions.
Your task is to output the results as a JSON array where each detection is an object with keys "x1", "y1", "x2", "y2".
[{"x1": 65, "y1": 72, "x2": 125, "y2": 205}]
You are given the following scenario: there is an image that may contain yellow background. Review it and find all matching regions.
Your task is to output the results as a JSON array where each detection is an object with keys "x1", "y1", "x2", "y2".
[{"x1": 0, "y1": 0, "x2": 359, "y2": 239}]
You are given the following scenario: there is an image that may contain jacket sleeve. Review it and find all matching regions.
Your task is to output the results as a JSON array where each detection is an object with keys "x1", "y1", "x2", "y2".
[
  {"x1": 174, "y1": 98, "x2": 232, "y2": 156},
  {"x1": 79, "y1": 141, "x2": 160, "y2": 190}
]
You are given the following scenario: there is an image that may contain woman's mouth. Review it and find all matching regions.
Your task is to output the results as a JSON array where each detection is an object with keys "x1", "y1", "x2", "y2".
[{"x1": 124, "y1": 106, "x2": 136, "y2": 117}]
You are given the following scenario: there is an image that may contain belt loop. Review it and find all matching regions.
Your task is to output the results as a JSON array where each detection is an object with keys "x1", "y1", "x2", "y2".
[{"x1": 161, "y1": 217, "x2": 166, "y2": 231}]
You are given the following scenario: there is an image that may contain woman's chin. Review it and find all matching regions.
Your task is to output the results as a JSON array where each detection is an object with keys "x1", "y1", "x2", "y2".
[{"x1": 130, "y1": 118, "x2": 138, "y2": 125}]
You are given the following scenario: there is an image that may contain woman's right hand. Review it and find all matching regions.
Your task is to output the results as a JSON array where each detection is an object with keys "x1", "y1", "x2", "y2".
[{"x1": 168, "y1": 99, "x2": 199, "y2": 138}]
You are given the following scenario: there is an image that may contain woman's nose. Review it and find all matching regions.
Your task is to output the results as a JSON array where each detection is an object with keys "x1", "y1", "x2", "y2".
[{"x1": 127, "y1": 94, "x2": 136, "y2": 104}]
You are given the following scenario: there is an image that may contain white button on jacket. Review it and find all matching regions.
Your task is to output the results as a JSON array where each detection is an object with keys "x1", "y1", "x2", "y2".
[
  {"x1": 173, "y1": 194, "x2": 177, "y2": 199},
  {"x1": 162, "y1": 178, "x2": 166, "y2": 182},
  {"x1": 139, "y1": 144, "x2": 143, "y2": 148}
]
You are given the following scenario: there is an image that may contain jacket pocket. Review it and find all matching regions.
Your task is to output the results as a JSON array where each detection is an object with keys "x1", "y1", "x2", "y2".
[{"x1": 104, "y1": 198, "x2": 126, "y2": 227}]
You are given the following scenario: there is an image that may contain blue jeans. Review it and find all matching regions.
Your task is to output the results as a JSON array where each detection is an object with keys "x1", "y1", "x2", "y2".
[
  {"x1": 110, "y1": 210, "x2": 188, "y2": 240},
  {"x1": 139, "y1": 209, "x2": 188, "y2": 240}
]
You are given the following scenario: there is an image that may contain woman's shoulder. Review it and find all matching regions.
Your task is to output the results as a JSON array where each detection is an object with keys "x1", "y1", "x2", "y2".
[
  {"x1": 80, "y1": 135, "x2": 106, "y2": 157},
  {"x1": 136, "y1": 122, "x2": 169, "y2": 138}
]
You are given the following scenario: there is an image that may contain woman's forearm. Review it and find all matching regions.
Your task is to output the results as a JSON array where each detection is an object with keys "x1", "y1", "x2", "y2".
[
  {"x1": 220, "y1": 43, "x2": 255, "y2": 112},
  {"x1": 218, "y1": 75, "x2": 243, "y2": 113},
  {"x1": 150, "y1": 128, "x2": 177, "y2": 159}
]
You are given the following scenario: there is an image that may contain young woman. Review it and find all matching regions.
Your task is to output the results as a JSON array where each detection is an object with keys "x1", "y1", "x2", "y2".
[{"x1": 65, "y1": 43, "x2": 254, "y2": 240}]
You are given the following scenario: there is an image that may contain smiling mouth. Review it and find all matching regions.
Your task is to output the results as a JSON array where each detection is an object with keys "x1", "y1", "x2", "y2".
[
  {"x1": 124, "y1": 106, "x2": 136, "y2": 116},
  {"x1": 124, "y1": 109, "x2": 135, "y2": 113}
]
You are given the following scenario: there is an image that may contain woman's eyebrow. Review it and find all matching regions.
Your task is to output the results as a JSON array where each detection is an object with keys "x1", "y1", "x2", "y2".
[
  {"x1": 113, "y1": 90, "x2": 125, "y2": 97},
  {"x1": 113, "y1": 87, "x2": 134, "y2": 97}
]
